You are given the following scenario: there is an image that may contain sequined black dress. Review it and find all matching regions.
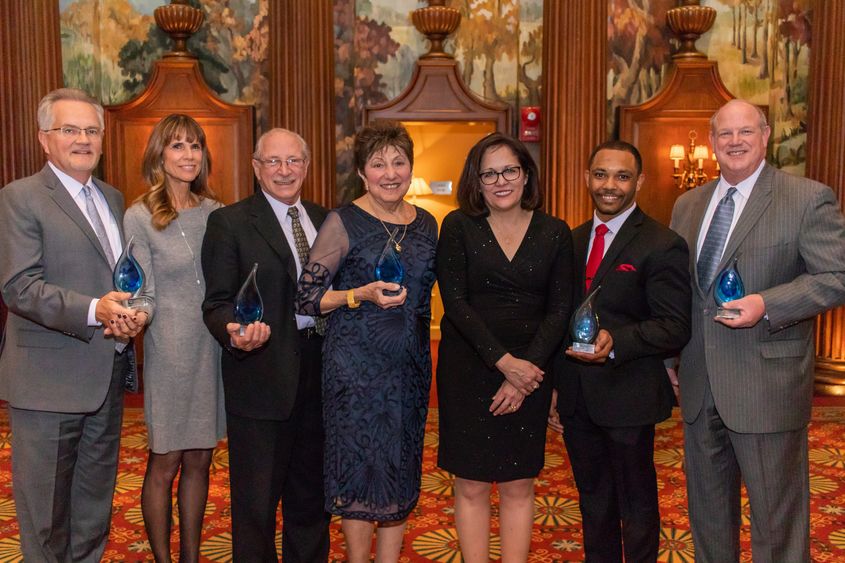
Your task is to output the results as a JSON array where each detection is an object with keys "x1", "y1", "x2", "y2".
[
  {"x1": 435, "y1": 209, "x2": 573, "y2": 481},
  {"x1": 296, "y1": 204, "x2": 437, "y2": 521}
]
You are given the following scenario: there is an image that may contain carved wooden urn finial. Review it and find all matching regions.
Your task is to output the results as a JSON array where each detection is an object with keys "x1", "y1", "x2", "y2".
[
  {"x1": 411, "y1": 0, "x2": 461, "y2": 59},
  {"x1": 667, "y1": 0, "x2": 716, "y2": 59},
  {"x1": 154, "y1": 0, "x2": 204, "y2": 58}
]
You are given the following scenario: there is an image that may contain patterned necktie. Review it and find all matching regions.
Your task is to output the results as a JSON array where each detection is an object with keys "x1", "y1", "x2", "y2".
[
  {"x1": 288, "y1": 206, "x2": 327, "y2": 335},
  {"x1": 585, "y1": 223, "x2": 608, "y2": 292},
  {"x1": 697, "y1": 186, "x2": 737, "y2": 290},
  {"x1": 82, "y1": 184, "x2": 116, "y2": 269}
]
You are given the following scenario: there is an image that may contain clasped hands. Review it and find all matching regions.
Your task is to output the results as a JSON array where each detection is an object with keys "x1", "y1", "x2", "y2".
[
  {"x1": 96, "y1": 291, "x2": 147, "y2": 339},
  {"x1": 490, "y1": 353, "x2": 543, "y2": 416}
]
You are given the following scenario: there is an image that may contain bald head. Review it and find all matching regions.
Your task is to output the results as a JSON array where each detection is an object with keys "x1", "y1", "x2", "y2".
[{"x1": 709, "y1": 99, "x2": 771, "y2": 185}]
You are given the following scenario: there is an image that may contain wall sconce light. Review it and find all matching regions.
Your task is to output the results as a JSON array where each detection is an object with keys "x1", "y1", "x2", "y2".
[
  {"x1": 405, "y1": 176, "x2": 432, "y2": 203},
  {"x1": 669, "y1": 130, "x2": 716, "y2": 190}
]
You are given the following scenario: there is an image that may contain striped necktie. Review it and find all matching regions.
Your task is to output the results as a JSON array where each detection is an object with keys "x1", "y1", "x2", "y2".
[
  {"x1": 697, "y1": 187, "x2": 737, "y2": 290},
  {"x1": 82, "y1": 184, "x2": 116, "y2": 269}
]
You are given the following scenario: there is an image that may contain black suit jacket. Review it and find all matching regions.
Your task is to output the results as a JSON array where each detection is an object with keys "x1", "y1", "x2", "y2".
[
  {"x1": 201, "y1": 192, "x2": 328, "y2": 421},
  {"x1": 555, "y1": 207, "x2": 692, "y2": 427}
]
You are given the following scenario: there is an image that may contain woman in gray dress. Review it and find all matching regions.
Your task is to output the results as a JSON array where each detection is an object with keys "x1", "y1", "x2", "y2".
[{"x1": 124, "y1": 114, "x2": 225, "y2": 563}]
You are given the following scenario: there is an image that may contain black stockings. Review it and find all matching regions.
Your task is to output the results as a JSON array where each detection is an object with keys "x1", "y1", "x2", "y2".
[{"x1": 141, "y1": 448, "x2": 213, "y2": 563}]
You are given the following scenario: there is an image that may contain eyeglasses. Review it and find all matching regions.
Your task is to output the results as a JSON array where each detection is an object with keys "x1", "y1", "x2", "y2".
[
  {"x1": 479, "y1": 166, "x2": 522, "y2": 185},
  {"x1": 253, "y1": 157, "x2": 306, "y2": 170},
  {"x1": 42, "y1": 126, "x2": 103, "y2": 138}
]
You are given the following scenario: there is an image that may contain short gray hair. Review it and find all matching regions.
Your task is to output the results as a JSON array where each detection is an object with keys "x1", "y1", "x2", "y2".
[
  {"x1": 253, "y1": 128, "x2": 311, "y2": 162},
  {"x1": 37, "y1": 88, "x2": 104, "y2": 131},
  {"x1": 710, "y1": 99, "x2": 768, "y2": 134}
]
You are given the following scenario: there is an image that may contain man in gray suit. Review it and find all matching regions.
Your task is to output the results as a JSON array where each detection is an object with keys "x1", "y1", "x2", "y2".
[
  {"x1": 670, "y1": 99, "x2": 845, "y2": 562},
  {"x1": 0, "y1": 88, "x2": 145, "y2": 561}
]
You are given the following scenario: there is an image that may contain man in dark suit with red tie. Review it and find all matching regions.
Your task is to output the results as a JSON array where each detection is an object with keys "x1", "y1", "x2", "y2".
[{"x1": 550, "y1": 140, "x2": 691, "y2": 562}]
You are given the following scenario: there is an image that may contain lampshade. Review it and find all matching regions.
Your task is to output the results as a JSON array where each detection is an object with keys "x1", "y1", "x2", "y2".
[
  {"x1": 669, "y1": 145, "x2": 685, "y2": 160},
  {"x1": 407, "y1": 177, "x2": 432, "y2": 198},
  {"x1": 692, "y1": 145, "x2": 710, "y2": 160}
]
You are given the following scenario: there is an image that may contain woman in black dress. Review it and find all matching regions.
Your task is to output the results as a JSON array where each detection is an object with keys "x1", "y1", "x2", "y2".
[
  {"x1": 436, "y1": 133, "x2": 573, "y2": 561},
  {"x1": 296, "y1": 122, "x2": 437, "y2": 563}
]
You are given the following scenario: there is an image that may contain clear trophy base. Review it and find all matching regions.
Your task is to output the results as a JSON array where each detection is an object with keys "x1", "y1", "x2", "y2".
[
  {"x1": 125, "y1": 296, "x2": 153, "y2": 315},
  {"x1": 571, "y1": 342, "x2": 596, "y2": 354},
  {"x1": 381, "y1": 285, "x2": 403, "y2": 297},
  {"x1": 238, "y1": 324, "x2": 247, "y2": 336},
  {"x1": 716, "y1": 307, "x2": 741, "y2": 319}
]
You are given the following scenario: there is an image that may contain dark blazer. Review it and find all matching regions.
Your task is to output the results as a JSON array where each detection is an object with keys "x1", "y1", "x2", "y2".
[
  {"x1": 0, "y1": 165, "x2": 126, "y2": 412},
  {"x1": 201, "y1": 192, "x2": 328, "y2": 421},
  {"x1": 671, "y1": 164, "x2": 845, "y2": 433},
  {"x1": 555, "y1": 206, "x2": 692, "y2": 427}
]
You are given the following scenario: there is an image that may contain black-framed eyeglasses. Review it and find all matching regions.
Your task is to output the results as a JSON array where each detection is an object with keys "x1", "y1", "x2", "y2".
[
  {"x1": 479, "y1": 166, "x2": 522, "y2": 185},
  {"x1": 253, "y1": 157, "x2": 307, "y2": 170},
  {"x1": 42, "y1": 126, "x2": 103, "y2": 138}
]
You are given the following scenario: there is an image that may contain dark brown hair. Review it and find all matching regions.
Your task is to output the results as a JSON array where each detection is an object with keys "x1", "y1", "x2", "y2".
[
  {"x1": 353, "y1": 121, "x2": 414, "y2": 174},
  {"x1": 457, "y1": 133, "x2": 542, "y2": 216},
  {"x1": 139, "y1": 114, "x2": 216, "y2": 230}
]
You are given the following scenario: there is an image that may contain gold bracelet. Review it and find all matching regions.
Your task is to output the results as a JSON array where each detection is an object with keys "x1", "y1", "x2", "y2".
[{"x1": 347, "y1": 288, "x2": 360, "y2": 309}]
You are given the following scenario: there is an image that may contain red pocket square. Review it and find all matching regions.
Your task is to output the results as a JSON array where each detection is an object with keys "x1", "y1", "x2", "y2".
[{"x1": 616, "y1": 263, "x2": 636, "y2": 272}]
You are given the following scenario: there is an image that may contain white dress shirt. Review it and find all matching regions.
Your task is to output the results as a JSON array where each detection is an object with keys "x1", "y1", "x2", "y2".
[
  {"x1": 695, "y1": 160, "x2": 766, "y2": 260},
  {"x1": 585, "y1": 203, "x2": 639, "y2": 262},
  {"x1": 262, "y1": 191, "x2": 318, "y2": 330},
  {"x1": 49, "y1": 162, "x2": 122, "y2": 325}
]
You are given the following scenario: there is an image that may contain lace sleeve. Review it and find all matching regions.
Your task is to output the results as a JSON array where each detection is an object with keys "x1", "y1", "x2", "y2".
[{"x1": 295, "y1": 210, "x2": 349, "y2": 315}]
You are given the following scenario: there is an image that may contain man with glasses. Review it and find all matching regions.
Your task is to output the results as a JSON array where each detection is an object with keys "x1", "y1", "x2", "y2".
[
  {"x1": 0, "y1": 87, "x2": 144, "y2": 560},
  {"x1": 201, "y1": 128, "x2": 330, "y2": 561},
  {"x1": 549, "y1": 140, "x2": 691, "y2": 562},
  {"x1": 671, "y1": 99, "x2": 845, "y2": 562}
]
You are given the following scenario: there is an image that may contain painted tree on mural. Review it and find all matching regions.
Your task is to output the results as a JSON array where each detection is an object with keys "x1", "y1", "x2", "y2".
[
  {"x1": 333, "y1": 0, "x2": 400, "y2": 203},
  {"x1": 776, "y1": 0, "x2": 810, "y2": 120},
  {"x1": 607, "y1": 0, "x2": 675, "y2": 110},
  {"x1": 519, "y1": 26, "x2": 542, "y2": 106},
  {"x1": 450, "y1": 0, "x2": 518, "y2": 102}
]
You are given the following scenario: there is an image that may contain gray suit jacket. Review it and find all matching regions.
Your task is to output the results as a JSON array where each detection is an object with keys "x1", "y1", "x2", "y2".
[
  {"x1": 0, "y1": 164, "x2": 126, "y2": 413},
  {"x1": 670, "y1": 164, "x2": 845, "y2": 433}
]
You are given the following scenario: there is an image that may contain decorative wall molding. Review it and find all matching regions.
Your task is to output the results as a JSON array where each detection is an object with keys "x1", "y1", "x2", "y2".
[
  {"x1": 268, "y1": 0, "x2": 336, "y2": 208},
  {"x1": 806, "y1": 0, "x2": 845, "y2": 395},
  {"x1": 540, "y1": 1, "x2": 607, "y2": 225}
]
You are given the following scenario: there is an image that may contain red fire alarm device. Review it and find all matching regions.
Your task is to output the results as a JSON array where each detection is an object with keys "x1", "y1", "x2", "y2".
[{"x1": 520, "y1": 106, "x2": 540, "y2": 142}]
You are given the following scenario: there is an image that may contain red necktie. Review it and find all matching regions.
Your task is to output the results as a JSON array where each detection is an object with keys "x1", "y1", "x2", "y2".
[{"x1": 585, "y1": 224, "x2": 608, "y2": 292}]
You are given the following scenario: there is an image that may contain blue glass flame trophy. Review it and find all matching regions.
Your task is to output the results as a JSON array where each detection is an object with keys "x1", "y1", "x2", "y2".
[
  {"x1": 375, "y1": 228, "x2": 404, "y2": 296},
  {"x1": 113, "y1": 236, "x2": 153, "y2": 314},
  {"x1": 570, "y1": 285, "x2": 601, "y2": 353},
  {"x1": 714, "y1": 258, "x2": 745, "y2": 319},
  {"x1": 234, "y1": 262, "x2": 264, "y2": 335}
]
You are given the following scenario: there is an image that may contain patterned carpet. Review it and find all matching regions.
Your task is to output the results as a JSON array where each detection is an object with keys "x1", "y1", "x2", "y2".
[{"x1": 1, "y1": 405, "x2": 845, "y2": 562}]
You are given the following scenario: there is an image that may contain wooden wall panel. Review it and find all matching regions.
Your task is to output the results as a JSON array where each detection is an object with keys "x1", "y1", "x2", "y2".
[
  {"x1": 806, "y1": 0, "x2": 845, "y2": 394},
  {"x1": 540, "y1": 0, "x2": 607, "y2": 226},
  {"x1": 0, "y1": 0, "x2": 63, "y2": 338},
  {"x1": 268, "y1": 0, "x2": 336, "y2": 209}
]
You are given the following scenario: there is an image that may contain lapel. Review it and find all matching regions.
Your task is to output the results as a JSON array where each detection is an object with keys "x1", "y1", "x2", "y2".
[
  {"x1": 249, "y1": 192, "x2": 298, "y2": 283},
  {"x1": 41, "y1": 165, "x2": 113, "y2": 269},
  {"x1": 688, "y1": 179, "x2": 719, "y2": 297},
  {"x1": 719, "y1": 164, "x2": 774, "y2": 268},
  {"x1": 572, "y1": 222, "x2": 591, "y2": 302},
  {"x1": 590, "y1": 207, "x2": 644, "y2": 291}
]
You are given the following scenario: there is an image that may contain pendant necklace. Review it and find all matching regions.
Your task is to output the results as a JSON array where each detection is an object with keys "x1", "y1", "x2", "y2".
[
  {"x1": 369, "y1": 195, "x2": 407, "y2": 252},
  {"x1": 175, "y1": 214, "x2": 202, "y2": 287}
]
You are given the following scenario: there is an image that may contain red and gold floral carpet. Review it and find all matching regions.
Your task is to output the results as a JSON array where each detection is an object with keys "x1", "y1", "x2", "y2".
[{"x1": 1, "y1": 405, "x2": 845, "y2": 562}]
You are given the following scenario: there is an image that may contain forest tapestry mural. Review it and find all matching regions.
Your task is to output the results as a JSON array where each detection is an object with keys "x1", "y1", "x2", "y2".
[
  {"x1": 608, "y1": 0, "x2": 811, "y2": 175},
  {"x1": 59, "y1": 0, "x2": 811, "y2": 203}
]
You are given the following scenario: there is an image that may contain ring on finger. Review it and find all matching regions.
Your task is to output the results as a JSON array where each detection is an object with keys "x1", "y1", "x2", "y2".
[{"x1": 510, "y1": 404, "x2": 517, "y2": 412}]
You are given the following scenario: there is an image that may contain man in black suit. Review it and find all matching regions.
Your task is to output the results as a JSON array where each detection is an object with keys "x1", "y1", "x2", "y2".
[
  {"x1": 201, "y1": 128, "x2": 330, "y2": 562},
  {"x1": 550, "y1": 140, "x2": 691, "y2": 562}
]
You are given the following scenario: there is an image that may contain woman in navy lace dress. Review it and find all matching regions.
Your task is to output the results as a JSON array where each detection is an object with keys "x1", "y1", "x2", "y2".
[{"x1": 296, "y1": 122, "x2": 437, "y2": 563}]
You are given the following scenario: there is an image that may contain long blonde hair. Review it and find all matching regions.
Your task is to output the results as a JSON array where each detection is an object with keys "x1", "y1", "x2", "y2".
[{"x1": 139, "y1": 114, "x2": 216, "y2": 230}]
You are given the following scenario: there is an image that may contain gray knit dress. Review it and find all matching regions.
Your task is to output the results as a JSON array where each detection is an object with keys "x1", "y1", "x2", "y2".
[{"x1": 124, "y1": 198, "x2": 225, "y2": 453}]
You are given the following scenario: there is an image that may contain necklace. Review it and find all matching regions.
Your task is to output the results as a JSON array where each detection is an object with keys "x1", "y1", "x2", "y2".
[
  {"x1": 368, "y1": 195, "x2": 408, "y2": 252},
  {"x1": 175, "y1": 215, "x2": 202, "y2": 287}
]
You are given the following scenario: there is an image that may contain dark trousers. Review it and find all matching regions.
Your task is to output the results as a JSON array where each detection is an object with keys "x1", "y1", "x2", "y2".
[
  {"x1": 560, "y1": 388, "x2": 660, "y2": 563},
  {"x1": 10, "y1": 351, "x2": 127, "y2": 563},
  {"x1": 226, "y1": 334, "x2": 330, "y2": 562}
]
